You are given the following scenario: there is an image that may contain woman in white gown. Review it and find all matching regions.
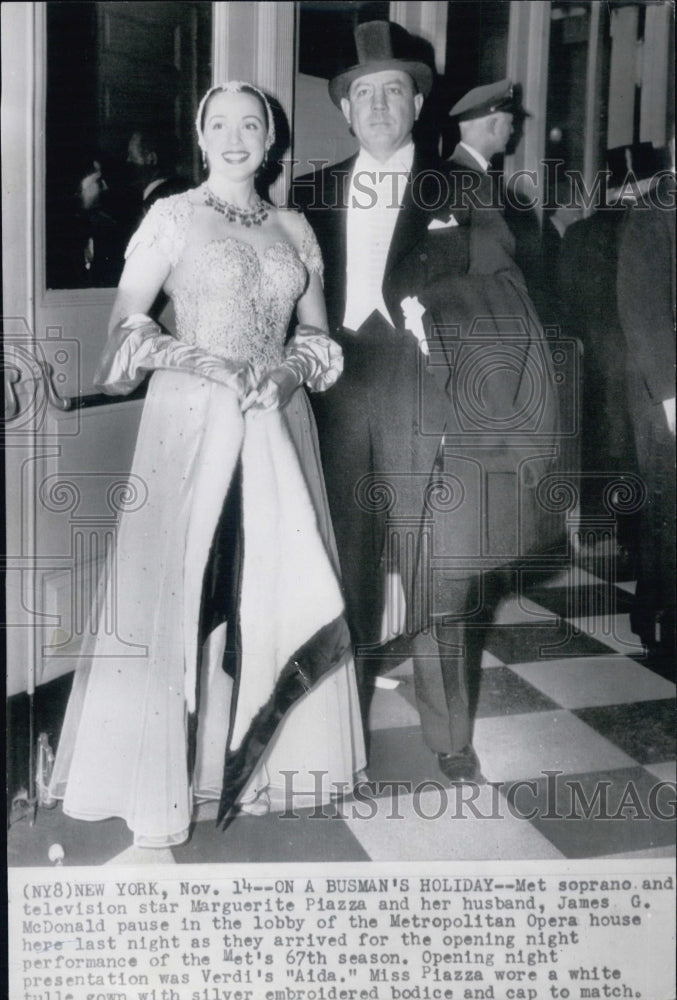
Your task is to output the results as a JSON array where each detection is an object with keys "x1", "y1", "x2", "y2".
[{"x1": 49, "y1": 81, "x2": 365, "y2": 848}]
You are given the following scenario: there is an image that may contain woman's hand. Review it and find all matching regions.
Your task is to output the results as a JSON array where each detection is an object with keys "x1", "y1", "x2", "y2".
[
  {"x1": 242, "y1": 365, "x2": 300, "y2": 413},
  {"x1": 207, "y1": 358, "x2": 255, "y2": 401}
]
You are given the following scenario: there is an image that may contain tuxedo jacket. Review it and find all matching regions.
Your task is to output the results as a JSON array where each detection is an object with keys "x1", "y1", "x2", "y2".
[{"x1": 292, "y1": 149, "x2": 563, "y2": 612}]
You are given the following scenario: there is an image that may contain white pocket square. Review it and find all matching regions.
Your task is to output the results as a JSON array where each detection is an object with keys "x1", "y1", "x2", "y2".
[{"x1": 428, "y1": 214, "x2": 459, "y2": 230}]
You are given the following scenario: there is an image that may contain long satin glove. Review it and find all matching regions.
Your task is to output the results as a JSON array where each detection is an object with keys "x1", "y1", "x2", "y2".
[
  {"x1": 279, "y1": 324, "x2": 344, "y2": 392},
  {"x1": 94, "y1": 314, "x2": 253, "y2": 399}
]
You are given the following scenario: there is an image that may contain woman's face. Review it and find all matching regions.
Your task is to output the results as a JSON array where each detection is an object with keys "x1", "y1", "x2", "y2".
[{"x1": 202, "y1": 89, "x2": 267, "y2": 182}]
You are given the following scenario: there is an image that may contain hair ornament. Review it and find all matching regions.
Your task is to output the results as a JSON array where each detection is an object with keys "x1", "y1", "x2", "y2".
[{"x1": 195, "y1": 81, "x2": 276, "y2": 154}]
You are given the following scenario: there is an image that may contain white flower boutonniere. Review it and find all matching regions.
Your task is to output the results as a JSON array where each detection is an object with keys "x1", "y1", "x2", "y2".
[{"x1": 401, "y1": 295, "x2": 429, "y2": 356}]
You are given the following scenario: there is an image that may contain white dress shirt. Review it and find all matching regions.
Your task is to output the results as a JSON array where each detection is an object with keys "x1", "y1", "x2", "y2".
[{"x1": 343, "y1": 142, "x2": 415, "y2": 331}]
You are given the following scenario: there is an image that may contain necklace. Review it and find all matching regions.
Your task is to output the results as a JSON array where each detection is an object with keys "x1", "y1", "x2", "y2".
[{"x1": 203, "y1": 185, "x2": 269, "y2": 226}]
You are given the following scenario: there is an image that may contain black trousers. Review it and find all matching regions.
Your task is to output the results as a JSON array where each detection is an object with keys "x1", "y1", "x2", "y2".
[
  {"x1": 349, "y1": 574, "x2": 502, "y2": 756},
  {"x1": 411, "y1": 573, "x2": 503, "y2": 754},
  {"x1": 311, "y1": 316, "x2": 403, "y2": 651}
]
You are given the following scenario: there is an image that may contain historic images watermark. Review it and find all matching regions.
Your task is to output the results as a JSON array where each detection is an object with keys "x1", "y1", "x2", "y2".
[
  {"x1": 289, "y1": 161, "x2": 676, "y2": 213},
  {"x1": 274, "y1": 770, "x2": 676, "y2": 823}
]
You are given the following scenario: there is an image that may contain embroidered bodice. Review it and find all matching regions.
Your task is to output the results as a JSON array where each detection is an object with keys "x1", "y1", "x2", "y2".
[{"x1": 126, "y1": 188, "x2": 323, "y2": 374}]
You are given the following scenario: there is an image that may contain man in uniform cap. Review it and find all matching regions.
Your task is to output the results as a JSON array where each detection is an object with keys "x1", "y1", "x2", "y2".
[
  {"x1": 292, "y1": 24, "x2": 561, "y2": 786},
  {"x1": 448, "y1": 79, "x2": 518, "y2": 173},
  {"x1": 448, "y1": 80, "x2": 554, "y2": 327}
]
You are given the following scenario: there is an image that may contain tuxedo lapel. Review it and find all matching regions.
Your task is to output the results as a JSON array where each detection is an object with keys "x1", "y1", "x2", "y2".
[
  {"x1": 324, "y1": 156, "x2": 353, "y2": 215},
  {"x1": 384, "y1": 148, "x2": 433, "y2": 279},
  {"x1": 331, "y1": 157, "x2": 351, "y2": 291},
  {"x1": 320, "y1": 157, "x2": 354, "y2": 332}
]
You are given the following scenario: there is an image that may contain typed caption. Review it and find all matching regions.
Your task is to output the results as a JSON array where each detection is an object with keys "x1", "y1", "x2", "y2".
[{"x1": 9, "y1": 861, "x2": 675, "y2": 1000}]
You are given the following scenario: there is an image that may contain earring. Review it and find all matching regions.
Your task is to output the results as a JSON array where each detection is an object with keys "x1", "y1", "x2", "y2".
[{"x1": 201, "y1": 150, "x2": 208, "y2": 170}]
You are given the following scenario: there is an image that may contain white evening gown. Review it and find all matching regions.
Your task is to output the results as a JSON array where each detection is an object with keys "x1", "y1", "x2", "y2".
[{"x1": 50, "y1": 189, "x2": 365, "y2": 846}]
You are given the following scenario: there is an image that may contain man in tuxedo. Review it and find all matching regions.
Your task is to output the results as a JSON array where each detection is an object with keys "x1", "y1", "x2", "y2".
[{"x1": 292, "y1": 22, "x2": 561, "y2": 783}]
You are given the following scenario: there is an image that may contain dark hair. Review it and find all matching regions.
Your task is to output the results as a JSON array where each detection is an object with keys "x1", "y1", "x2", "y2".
[
  {"x1": 200, "y1": 84, "x2": 270, "y2": 137},
  {"x1": 130, "y1": 127, "x2": 178, "y2": 170}
]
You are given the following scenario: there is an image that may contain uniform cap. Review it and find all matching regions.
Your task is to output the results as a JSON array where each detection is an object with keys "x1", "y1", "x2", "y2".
[{"x1": 449, "y1": 79, "x2": 519, "y2": 121}]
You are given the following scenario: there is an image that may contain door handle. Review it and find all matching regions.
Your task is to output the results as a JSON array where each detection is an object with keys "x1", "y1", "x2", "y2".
[
  {"x1": 3, "y1": 363, "x2": 22, "y2": 419},
  {"x1": 4, "y1": 359, "x2": 72, "y2": 419},
  {"x1": 37, "y1": 360, "x2": 72, "y2": 411}
]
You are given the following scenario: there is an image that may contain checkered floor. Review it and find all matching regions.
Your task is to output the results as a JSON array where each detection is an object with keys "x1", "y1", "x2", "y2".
[{"x1": 7, "y1": 565, "x2": 675, "y2": 868}]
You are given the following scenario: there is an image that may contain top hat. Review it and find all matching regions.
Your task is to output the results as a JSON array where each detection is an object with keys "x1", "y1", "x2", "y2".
[
  {"x1": 606, "y1": 142, "x2": 671, "y2": 187},
  {"x1": 328, "y1": 20, "x2": 433, "y2": 108},
  {"x1": 449, "y1": 79, "x2": 521, "y2": 122}
]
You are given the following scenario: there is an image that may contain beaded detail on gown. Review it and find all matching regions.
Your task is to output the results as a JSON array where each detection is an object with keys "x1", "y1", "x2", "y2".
[
  {"x1": 174, "y1": 240, "x2": 303, "y2": 369},
  {"x1": 48, "y1": 189, "x2": 364, "y2": 847},
  {"x1": 127, "y1": 188, "x2": 324, "y2": 371}
]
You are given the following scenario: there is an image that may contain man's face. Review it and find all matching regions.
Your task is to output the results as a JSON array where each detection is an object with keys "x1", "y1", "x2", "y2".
[
  {"x1": 126, "y1": 132, "x2": 157, "y2": 188},
  {"x1": 340, "y1": 69, "x2": 423, "y2": 162},
  {"x1": 126, "y1": 132, "x2": 147, "y2": 167}
]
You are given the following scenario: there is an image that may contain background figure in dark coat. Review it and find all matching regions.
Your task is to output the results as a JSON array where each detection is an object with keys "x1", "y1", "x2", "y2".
[
  {"x1": 126, "y1": 128, "x2": 190, "y2": 219},
  {"x1": 293, "y1": 24, "x2": 562, "y2": 783},
  {"x1": 48, "y1": 153, "x2": 127, "y2": 289},
  {"x1": 558, "y1": 204, "x2": 639, "y2": 541},
  {"x1": 616, "y1": 172, "x2": 676, "y2": 673}
]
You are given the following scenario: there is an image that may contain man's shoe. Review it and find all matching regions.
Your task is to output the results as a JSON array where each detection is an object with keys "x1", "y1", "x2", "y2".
[{"x1": 438, "y1": 746, "x2": 485, "y2": 784}]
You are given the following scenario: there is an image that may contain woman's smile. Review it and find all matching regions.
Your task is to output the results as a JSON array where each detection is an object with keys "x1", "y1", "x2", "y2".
[{"x1": 222, "y1": 151, "x2": 250, "y2": 164}]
